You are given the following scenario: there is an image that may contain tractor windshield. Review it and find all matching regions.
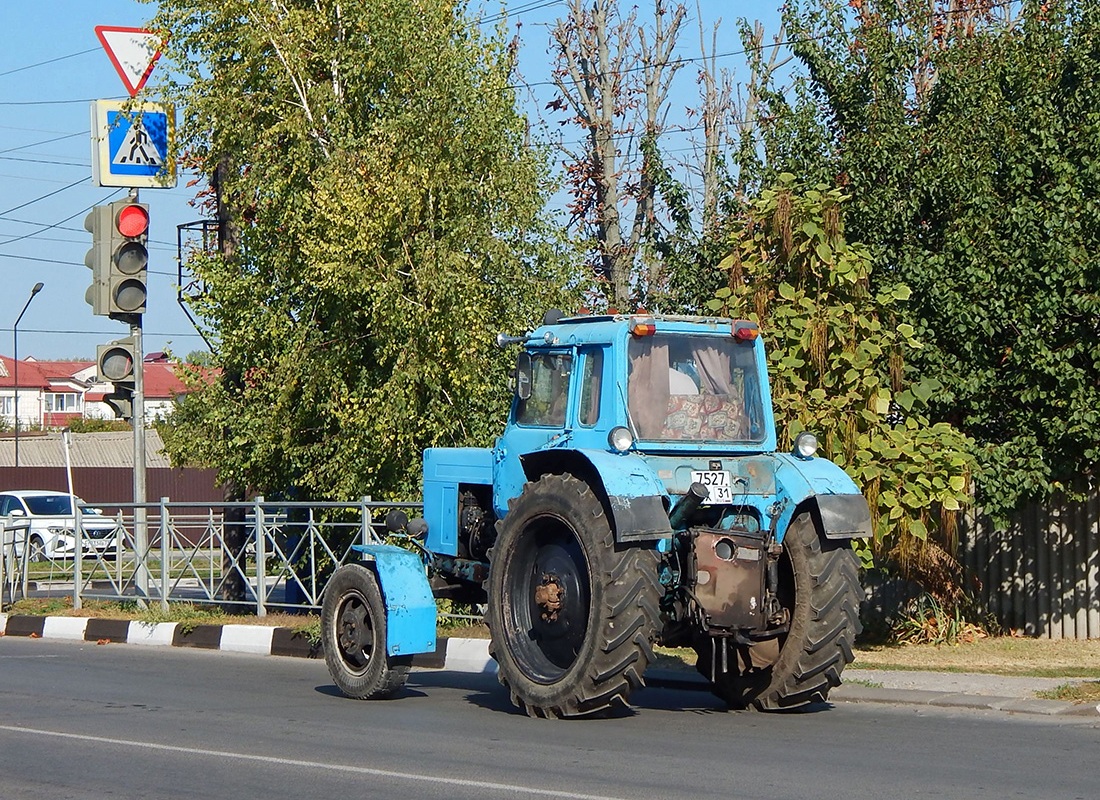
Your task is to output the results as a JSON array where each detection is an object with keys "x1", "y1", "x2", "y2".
[{"x1": 627, "y1": 334, "x2": 765, "y2": 443}]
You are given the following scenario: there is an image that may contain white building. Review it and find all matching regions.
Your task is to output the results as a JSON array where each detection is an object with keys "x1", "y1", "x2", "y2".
[{"x1": 0, "y1": 353, "x2": 192, "y2": 430}]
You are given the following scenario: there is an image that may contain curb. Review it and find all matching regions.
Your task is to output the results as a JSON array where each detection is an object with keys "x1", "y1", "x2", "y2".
[
  {"x1": 828, "y1": 681, "x2": 1099, "y2": 718},
  {"x1": 0, "y1": 612, "x2": 452, "y2": 667},
  {"x1": 2, "y1": 614, "x2": 1096, "y2": 718}
]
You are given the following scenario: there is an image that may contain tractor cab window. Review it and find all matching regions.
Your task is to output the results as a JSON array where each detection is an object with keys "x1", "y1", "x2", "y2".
[
  {"x1": 578, "y1": 348, "x2": 604, "y2": 427},
  {"x1": 516, "y1": 351, "x2": 573, "y2": 427},
  {"x1": 627, "y1": 334, "x2": 765, "y2": 443}
]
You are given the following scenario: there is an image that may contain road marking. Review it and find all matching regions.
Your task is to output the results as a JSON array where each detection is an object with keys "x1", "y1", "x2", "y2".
[{"x1": 0, "y1": 724, "x2": 629, "y2": 800}]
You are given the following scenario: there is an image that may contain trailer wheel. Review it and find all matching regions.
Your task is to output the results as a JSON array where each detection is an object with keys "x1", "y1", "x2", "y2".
[
  {"x1": 694, "y1": 512, "x2": 861, "y2": 710},
  {"x1": 322, "y1": 563, "x2": 411, "y2": 700},
  {"x1": 486, "y1": 474, "x2": 662, "y2": 718}
]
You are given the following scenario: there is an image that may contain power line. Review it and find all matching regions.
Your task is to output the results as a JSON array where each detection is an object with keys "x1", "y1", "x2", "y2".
[
  {"x1": 0, "y1": 132, "x2": 84, "y2": 155},
  {"x1": 0, "y1": 191, "x2": 124, "y2": 249},
  {"x1": 514, "y1": 30, "x2": 830, "y2": 91},
  {"x1": 0, "y1": 231, "x2": 177, "y2": 252},
  {"x1": 0, "y1": 252, "x2": 176, "y2": 279},
  {"x1": 2, "y1": 326, "x2": 206, "y2": 338},
  {"x1": 0, "y1": 47, "x2": 99, "y2": 78},
  {"x1": 0, "y1": 217, "x2": 93, "y2": 237},
  {"x1": 0, "y1": 177, "x2": 88, "y2": 218},
  {"x1": 0, "y1": 155, "x2": 87, "y2": 168},
  {"x1": 482, "y1": 0, "x2": 563, "y2": 26},
  {"x1": 0, "y1": 98, "x2": 100, "y2": 106}
]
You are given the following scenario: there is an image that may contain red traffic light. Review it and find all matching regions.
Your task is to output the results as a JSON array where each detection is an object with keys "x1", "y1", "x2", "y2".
[{"x1": 116, "y1": 203, "x2": 149, "y2": 238}]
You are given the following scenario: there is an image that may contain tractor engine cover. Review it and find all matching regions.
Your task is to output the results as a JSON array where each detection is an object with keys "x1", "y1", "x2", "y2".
[{"x1": 692, "y1": 529, "x2": 768, "y2": 630}]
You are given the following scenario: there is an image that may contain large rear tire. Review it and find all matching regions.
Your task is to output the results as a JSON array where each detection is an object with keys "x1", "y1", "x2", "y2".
[
  {"x1": 486, "y1": 474, "x2": 662, "y2": 718},
  {"x1": 322, "y1": 564, "x2": 411, "y2": 700},
  {"x1": 695, "y1": 512, "x2": 861, "y2": 710}
]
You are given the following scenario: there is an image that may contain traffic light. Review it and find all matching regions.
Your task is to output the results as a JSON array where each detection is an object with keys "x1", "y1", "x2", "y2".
[
  {"x1": 106, "y1": 199, "x2": 149, "y2": 318},
  {"x1": 84, "y1": 205, "x2": 112, "y2": 316},
  {"x1": 103, "y1": 387, "x2": 134, "y2": 421},
  {"x1": 97, "y1": 337, "x2": 136, "y2": 420},
  {"x1": 97, "y1": 336, "x2": 136, "y2": 383},
  {"x1": 84, "y1": 200, "x2": 149, "y2": 319}
]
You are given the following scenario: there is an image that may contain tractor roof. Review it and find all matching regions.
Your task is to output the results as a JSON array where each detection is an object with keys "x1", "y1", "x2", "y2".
[{"x1": 523, "y1": 312, "x2": 756, "y2": 348}]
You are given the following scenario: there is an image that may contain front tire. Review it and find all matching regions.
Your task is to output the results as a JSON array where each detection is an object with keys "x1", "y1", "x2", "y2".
[
  {"x1": 322, "y1": 564, "x2": 411, "y2": 700},
  {"x1": 695, "y1": 512, "x2": 862, "y2": 710},
  {"x1": 486, "y1": 474, "x2": 662, "y2": 718}
]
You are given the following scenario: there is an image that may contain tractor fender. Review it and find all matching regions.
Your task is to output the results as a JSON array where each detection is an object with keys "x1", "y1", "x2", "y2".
[
  {"x1": 771, "y1": 454, "x2": 872, "y2": 541},
  {"x1": 349, "y1": 543, "x2": 437, "y2": 657},
  {"x1": 520, "y1": 448, "x2": 672, "y2": 544}
]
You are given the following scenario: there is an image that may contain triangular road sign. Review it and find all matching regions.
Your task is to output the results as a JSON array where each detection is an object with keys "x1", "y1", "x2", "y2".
[{"x1": 95, "y1": 25, "x2": 162, "y2": 97}]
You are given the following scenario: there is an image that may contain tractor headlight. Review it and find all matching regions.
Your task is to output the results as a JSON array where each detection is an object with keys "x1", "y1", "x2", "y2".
[
  {"x1": 608, "y1": 426, "x2": 634, "y2": 453},
  {"x1": 793, "y1": 431, "x2": 819, "y2": 460}
]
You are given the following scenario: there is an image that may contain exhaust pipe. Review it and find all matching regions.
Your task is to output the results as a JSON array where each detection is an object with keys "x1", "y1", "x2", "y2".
[{"x1": 668, "y1": 482, "x2": 708, "y2": 530}]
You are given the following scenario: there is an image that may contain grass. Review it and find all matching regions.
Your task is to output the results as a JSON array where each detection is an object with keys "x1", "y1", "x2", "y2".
[
  {"x1": 851, "y1": 637, "x2": 1100, "y2": 679},
  {"x1": 1036, "y1": 681, "x2": 1100, "y2": 704}
]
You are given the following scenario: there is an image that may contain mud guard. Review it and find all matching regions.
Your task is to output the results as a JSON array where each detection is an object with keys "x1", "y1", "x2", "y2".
[
  {"x1": 571, "y1": 449, "x2": 672, "y2": 543},
  {"x1": 772, "y1": 454, "x2": 872, "y2": 541},
  {"x1": 350, "y1": 544, "x2": 437, "y2": 656}
]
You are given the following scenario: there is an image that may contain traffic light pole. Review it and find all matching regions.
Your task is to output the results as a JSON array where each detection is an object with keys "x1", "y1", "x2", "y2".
[
  {"x1": 128, "y1": 185, "x2": 150, "y2": 601},
  {"x1": 131, "y1": 317, "x2": 149, "y2": 599}
]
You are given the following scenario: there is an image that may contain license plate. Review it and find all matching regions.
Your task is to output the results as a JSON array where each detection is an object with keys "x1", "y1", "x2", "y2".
[{"x1": 691, "y1": 470, "x2": 733, "y2": 503}]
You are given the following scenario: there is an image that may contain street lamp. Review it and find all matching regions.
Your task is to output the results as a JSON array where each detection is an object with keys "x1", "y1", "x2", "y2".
[{"x1": 13, "y1": 282, "x2": 44, "y2": 469}]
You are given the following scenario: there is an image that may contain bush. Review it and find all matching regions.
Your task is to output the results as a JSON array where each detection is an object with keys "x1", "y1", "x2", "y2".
[{"x1": 67, "y1": 418, "x2": 131, "y2": 433}]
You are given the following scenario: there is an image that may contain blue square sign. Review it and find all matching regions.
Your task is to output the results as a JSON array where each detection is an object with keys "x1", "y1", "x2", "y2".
[{"x1": 92, "y1": 100, "x2": 176, "y2": 188}]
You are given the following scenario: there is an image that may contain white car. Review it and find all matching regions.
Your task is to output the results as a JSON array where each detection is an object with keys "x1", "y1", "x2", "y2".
[{"x1": 0, "y1": 490, "x2": 122, "y2": 561}]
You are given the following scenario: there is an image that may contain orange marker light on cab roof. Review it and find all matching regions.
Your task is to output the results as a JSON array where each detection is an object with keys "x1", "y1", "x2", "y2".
[
  {"x1": 732, "y1": 321, "x2": 759, "y2": 341},
  {"x1": 630, "y1": 317, "x2": 657, "y2": 337}
]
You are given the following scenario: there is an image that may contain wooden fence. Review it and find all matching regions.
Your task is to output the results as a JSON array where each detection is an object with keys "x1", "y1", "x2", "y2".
[{"x1": 961, "y1": 490, "x2": 1100, "y2": 639}]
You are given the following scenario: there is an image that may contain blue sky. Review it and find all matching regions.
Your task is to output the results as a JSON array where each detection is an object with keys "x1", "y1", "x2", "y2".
[{"x1": 0, "y1": 1, "x2": 783, "y2": 361}]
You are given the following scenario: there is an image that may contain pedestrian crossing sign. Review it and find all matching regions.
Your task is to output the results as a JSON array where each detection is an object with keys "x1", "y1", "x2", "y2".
[{"x1": 91, "y1": 100, "x2": 176, "y2": 188}]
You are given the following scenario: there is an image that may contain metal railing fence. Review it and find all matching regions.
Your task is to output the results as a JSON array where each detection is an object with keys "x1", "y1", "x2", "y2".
[
  {"x1": 1, "y1": 496, "x2": 423, "y2": 616},
  {"x1": 7, "y1": 490, "x2": 1096, "y2": 639}
]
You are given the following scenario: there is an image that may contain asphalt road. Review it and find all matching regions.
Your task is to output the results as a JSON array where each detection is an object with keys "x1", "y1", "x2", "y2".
[{"x1": 0, "y1": 637, "x2": 1097, "y2": 800}]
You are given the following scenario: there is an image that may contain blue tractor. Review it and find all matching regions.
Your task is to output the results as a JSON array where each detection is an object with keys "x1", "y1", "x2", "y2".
[{"x1": 321, "y1": 312, "x2": 869, "y2": 717}]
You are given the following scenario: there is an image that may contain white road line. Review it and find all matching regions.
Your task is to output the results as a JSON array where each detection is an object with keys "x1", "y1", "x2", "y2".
[{"x1": 0, "y1": 723, "x2": 630, "y2": 800}]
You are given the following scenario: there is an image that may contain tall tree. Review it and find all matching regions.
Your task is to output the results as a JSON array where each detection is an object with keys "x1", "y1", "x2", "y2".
[
  {"x1": 146, "y1": 0, "x2": 577, "y2": 500},
  {"x1": 751, "y1": 0, "x2": 1100, "y2": 515},
  {"x1": 549, "y1": 0, "x2": 685, "y2": 309}
]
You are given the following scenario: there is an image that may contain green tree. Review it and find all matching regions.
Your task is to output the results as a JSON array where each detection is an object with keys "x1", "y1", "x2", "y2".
[
  {"x1": 746, "y1": 1, "x2": 1100, "y2": 516},
  {"x1": 146, "y1": 0, "x2": 577, "y2": 500},
  {"x1": 708, "y1": 177, "x2": 976, "y2": 598}
]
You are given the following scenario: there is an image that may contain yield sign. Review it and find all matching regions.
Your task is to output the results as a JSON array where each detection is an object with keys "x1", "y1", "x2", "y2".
[{"x1": 95, "y1": 25, "x2": 162, "y2": 97}]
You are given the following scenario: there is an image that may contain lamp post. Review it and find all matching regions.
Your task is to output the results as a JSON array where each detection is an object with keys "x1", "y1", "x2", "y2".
[{"x1": 13, "y1": 282, "x2": 44, "y2": 469}]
